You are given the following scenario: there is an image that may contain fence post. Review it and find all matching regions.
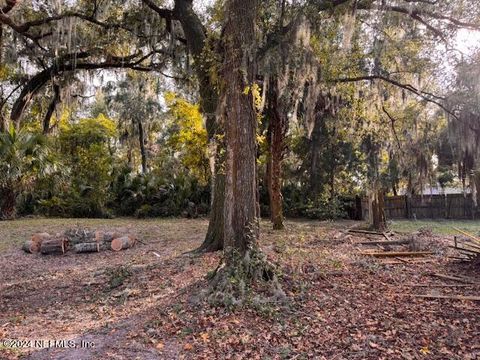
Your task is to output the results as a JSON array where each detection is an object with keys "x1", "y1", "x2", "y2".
[
  {"x1": 405, "y1": 195, "x2": 411, "y2": 219},
  {"x1": 444, "y1": 193, "x2": 448, "y2": 219}
]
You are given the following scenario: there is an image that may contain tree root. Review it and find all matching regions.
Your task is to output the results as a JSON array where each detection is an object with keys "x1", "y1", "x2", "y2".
[{"x1": 205, "y1": 247, "x2": 286, "y2": 309}]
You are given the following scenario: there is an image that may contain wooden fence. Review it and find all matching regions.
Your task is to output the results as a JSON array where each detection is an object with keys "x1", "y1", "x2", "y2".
[{"x1": 362, "y1": 194, "x2": 478, "y2": 220}]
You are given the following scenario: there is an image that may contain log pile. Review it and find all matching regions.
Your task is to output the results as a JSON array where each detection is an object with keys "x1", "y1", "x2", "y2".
[{"x1": 22, "y1": 227, "x2": 138, "y2": 255}]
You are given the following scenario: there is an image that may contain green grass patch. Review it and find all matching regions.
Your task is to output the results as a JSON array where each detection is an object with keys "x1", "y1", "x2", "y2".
[{"x1": 389, "y1": 219, "x2": 480, "y2": 236}]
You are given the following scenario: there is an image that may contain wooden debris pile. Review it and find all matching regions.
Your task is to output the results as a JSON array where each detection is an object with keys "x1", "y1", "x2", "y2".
[
  {"x1": 22, "y1": 227, "x2": 138, "y2": 255},
  {"x1": 405, "y1": 272, "x2": 480, "y2": 302},
  {"x1": 350, "y1": 229, "x2": 435, "y2": 265},
  {"x1": 450, "y1": 227, "x2": 480, "y2": 264}
]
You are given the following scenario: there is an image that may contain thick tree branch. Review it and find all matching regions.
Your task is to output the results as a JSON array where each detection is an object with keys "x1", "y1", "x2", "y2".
[
  {"x1": 142, "y1": 0, "x2": 176, "y2": 33},
  {"x1": 1, "y1": 0, "x2": 17, "y2": 14},
  {"x1": 43, "y1": 83, "x2": 61, "y2": 134},
  {"x1": 331, "y1": 75, "x2": 456, "y2": 118},
  {"x1": 382, "y1": 105, "x2": 405, "y2": 156},
  {"x1": 312, "y1": 0, "x2": 480, "y2": 31},
  {"x1": 10, "y1": 51, "x2": 164, "y2": 124},
  {"x1": 356, "y1": 2, "x2": 480, "y2": 31}
]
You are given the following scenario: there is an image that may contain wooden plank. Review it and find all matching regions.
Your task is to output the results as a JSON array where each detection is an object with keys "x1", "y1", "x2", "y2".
[
  {"x1": 462, "y1": 242, "x2": 480, "y2": 251},
  {"x1": 349, "y1": 229, "x2": 384, "y2": 236},
  {"x1": 449, "y1": 246, "x2": 480, "y2": 255},
  {"x1": 356, "y1": 239, "x2": 410, "y2": 246},
  {"x1": 429, "y1": 273, "x2": 478, "y2": 284},
  {"x1": 378, "y1": 258, "x2": 434, "y2": 265},
  {"x1": 359, "y1": 251, "x2": 433, "y2": 257},
  {"x1": 407, "y1": 284, "x2": 473, "y2": 288},
  {"x1": 411, "y1": 294, "x2": 480, "y2": 302}
]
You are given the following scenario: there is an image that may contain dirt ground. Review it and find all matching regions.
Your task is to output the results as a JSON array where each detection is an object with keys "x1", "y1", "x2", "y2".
[{"x1": 0, "y1": 218, "x2": 479, "y2": 360}]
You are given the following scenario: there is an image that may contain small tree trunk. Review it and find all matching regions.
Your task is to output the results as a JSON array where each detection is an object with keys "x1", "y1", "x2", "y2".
[
  {"x1": 370, "y1": 189, "x2": 387, "y2": 232},
  {"x1": 309, "y1": 105, "x2": 326, "y2": 197},
  {"x1": 0, "y1": 187, "x2": 17, "y2": 220},
  {"x1": 137, "y1": 120, "x2": 147, "y2": 174},
  {"x1": 266, "y1": 77, "x2": 287, "y2": 230},
  {"x1": 199, "y1": 156, "x2": 225, "y2": 252}
]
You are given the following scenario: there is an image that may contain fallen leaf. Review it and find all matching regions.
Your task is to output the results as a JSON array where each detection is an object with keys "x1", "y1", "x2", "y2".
[
  {"x1": 200, "y1": 332, "x2": 209, "y2": 343},
  {"x1": 420, "y1": 347, "x2": 430, "y2": 355}
]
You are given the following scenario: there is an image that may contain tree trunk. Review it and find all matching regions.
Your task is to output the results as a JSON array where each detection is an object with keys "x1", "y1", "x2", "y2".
[
  {"x1": 329, "y1": 155, "x2": 336, "y2": 201},
  {"x1": 206, "y1": 0, "x2": 284, "y2": 308},
  {"x1": 474, "y1": 171, "x2": 480, "y2": 219},
  {"x1": 174, "y1": 0, "x2": 224, "y2": 252},
  {"x1": 266, "y1": 77, "x2": 287, "y2": 230},
  {"x1": 0, "y1": 187, "x2": 17, "y2": 220},
  {"x1": 199, "y1": 146, "x2": 225, "y2": 252},
  {"x1": 221, "y1": 0, "x2": 259, "y2": 256},
  {"x1": 370, "y1": 188, "x2": 387, "y2": 232},
  {"x1": 365, "y1": 135, "x2": 387, "y2": 231},
  {"x1": 137, "y1": 120, "x2": 147, "y2": 174},
  {"x1": 309, "y1": 103, "x2": 326, "y2": 197},
  {"x1": 43, "y1": 84, "x2": 61, "y2": 134},
  {"x1": 0, "y1": 22, "x2": 6, "y2": 133}
]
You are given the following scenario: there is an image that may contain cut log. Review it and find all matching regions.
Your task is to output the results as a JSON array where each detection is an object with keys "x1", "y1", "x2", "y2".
[
  {"x1": 359, "y1": 251, "x2": 433, "y2": 257},
  {"x1": 22, "y1": 240, "x2": 41, "y2": 253},
  {"x1": 74, "y1": 242, "x2": 100, "y2": 253},
  {"x1": 63, "y1": 227, "x2": 95, "y2": 245},
  {"x1": 102, "y1": 231, "x2": 123, "y2": 243},
  {"x1": 31, "y1": 232, "x2": 50, "y2": 244},
  {"x1": 110, "y1": 236, "x2": 135, "y2": 251},
  {"x1": 40, "y1": 238, "x2": 67, "y2": 255},
  {"x1": 95, "y1": 231, "x2": 104, "y2": 242}
]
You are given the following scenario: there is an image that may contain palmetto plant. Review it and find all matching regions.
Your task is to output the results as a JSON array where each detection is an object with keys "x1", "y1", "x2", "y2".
[{"x1": 0, "y1": 125, "x2": 50, "y2": 219}]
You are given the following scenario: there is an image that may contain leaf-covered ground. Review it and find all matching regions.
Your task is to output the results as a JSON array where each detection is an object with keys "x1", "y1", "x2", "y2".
[{"x1": 0, "y1": 218, "x2": 479, "y2": 359}]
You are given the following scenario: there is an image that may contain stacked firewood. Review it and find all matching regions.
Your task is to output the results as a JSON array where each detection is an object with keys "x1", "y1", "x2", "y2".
[{"x1": 22, "y1": 227, "x2": 137, "y2": 255}]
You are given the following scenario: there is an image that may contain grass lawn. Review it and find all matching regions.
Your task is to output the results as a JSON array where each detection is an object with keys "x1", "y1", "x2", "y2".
[{"x1": 389, "y1": 218, "x2": 480, "y2": 236}]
